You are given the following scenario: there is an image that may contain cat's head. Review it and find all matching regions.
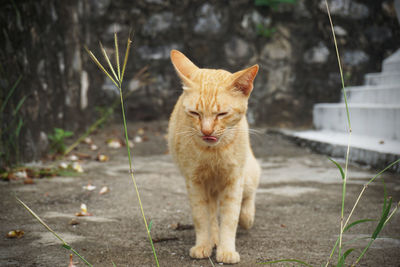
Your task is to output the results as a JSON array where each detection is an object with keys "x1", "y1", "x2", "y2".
[{"x1": 170, "y1": 50, "x2": 258, "y2": 147}]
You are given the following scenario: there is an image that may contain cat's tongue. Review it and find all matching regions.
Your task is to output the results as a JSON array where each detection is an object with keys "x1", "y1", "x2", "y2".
[{"x1": 202, "y1": 136, "x2": 218, "y2": 143}]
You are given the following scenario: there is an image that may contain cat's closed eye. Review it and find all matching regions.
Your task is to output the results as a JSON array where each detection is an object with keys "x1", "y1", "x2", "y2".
[
  {"x1": 189, "y1": 110, "x2": 200, "y2": 116},
  {"x1": 217, "y1": 112, "x2": 228, "y2": 118}
]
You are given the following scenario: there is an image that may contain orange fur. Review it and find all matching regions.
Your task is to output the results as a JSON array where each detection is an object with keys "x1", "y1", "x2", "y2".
[{"x1": 168, "y1": 50, "x2": 260, "y2": 264}]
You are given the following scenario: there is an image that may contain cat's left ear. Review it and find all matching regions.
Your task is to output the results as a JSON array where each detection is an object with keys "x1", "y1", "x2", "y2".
[
  {"x1": 230, "y1": 64, "x2": 259, "y2": 97},
  {"x1": 170, "y1": 50, "x2": 198, "y2": 89}
]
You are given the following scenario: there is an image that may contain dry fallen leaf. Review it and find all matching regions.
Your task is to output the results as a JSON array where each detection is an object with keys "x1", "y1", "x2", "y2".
[
  {"x1": 72, "y1": 162, "x2": 84, "y2": 173},
  {"x1": 59, "y1": 162, "x2": 68, "y2": 169},
  {"x1": 75, "y1": 203, "x2": 93, "y2": 216},
  {"x1": 6, "y1": 230, "x2": 24, "y2": 238},
  {"x1": 69, "y1": 154, "x2": 79, "y2": 161},
  {"x1": 107, "y1": 138, "x2": 123, "y2": 148},
  {"x1": 75, "y1": 152, "x2": 91, "y2": 159},
  {"x1": 96, "y1": 154, "x2": 109, "y2": 162},
  {"x1": 137, "y1": 128, "x2": 145, "y2": 135},
  {"x1": 23, "y1": 178, "x2": 35, "y2": 185},
  {"x1": 134, "y1": 136, "x2": 143, "y2": 143},
  {"x1": 170, "y1": 223, "x2": 194, "y2": 231},
  {"x1": 14, "y1": 171, "x2": 27, "y2": 179},
  {"x1": 69, "y1": 219, "x2": 80, "y2": 225},
  {"x1": 90, "y1": 144, "x2": 98, "y2": 151},
  {"x1": 68, "y1": 254, "x2": 78, "y2": 267},
  {"x1": 83, "y1": 183, "x2": 96, "y2": 191},
  {"x1": 99, "y1": 186, "x2": 109, "y2": 195},
  {"x1": 83, "y1": 137, "x2": 93, "y2": 145}
]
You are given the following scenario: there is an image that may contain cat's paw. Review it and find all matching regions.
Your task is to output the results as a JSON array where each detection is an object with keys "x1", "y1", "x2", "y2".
[
  {"x1": 239, "y1": 210, "x2": 254, "y2": 229},
  {"x1": 190, "y1": 244, "x2": 212, "y2": 259},
  {"x1": 239, "y1": 199, "x2": 255, "y2": 230},
  {"x1": 216, "y1": 249, "x2": 240, "y2": 264}
]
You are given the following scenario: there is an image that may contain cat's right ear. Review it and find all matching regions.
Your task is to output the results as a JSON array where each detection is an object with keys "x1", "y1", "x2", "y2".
[{"x1": 170, "y1": 50, "x2": 198, "y2": 90}]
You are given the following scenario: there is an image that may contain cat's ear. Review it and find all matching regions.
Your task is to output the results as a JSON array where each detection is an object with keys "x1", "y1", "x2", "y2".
[
  {"x1": 230, "y1": 64, "x2": 259, "y2": 96},
  {"x1": 170, "y1": 50, "x2": 198, "y2": 89}
]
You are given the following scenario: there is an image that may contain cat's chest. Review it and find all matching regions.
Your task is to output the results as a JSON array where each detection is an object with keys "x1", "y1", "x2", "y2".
[{"x1": 179, "y1": 148, "x2": 244, "y2": 179}]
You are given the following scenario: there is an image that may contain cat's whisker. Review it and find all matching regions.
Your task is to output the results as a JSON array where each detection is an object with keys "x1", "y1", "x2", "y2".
[{"x1": 176, "y1": 130, "x2": 196, "y2": 136}]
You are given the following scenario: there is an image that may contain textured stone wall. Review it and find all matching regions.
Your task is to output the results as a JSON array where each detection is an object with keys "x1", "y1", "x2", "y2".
[
  {"x1": 1, "y1": 0, "x2": 399, "y2": 164},
  {"x1": 0, "y1": 1, "x2": 94, "y2": 165}
]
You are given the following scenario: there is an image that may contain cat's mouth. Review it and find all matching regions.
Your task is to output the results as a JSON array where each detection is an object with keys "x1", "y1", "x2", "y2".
[{"x1": 202, "y1": 135, "x2": 218, "y2": 143}]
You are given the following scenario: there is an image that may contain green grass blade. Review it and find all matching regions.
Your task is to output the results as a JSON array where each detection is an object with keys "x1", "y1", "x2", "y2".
[
  {"x1": 64, "y1": 130, "x2": 74, "y2": 138},
  {"x1": 148, "y1": 220, "x2": 153, "y2": 232},
  {"x1": 1, "y1": 75, "x2": 22, "y2": 113},
  {"x1": 328, "y1": 157, "x2": 345, "y2": 180},
  {"x1": 120, "y1": 33, "x2": 132, "y2": 83},
  {"x1": 15, "y1": 117, "x2": 23, "y2": 138},
  {"x1": 112, "y1": 260, "x2": 117, "y2": 267},
  {"x1": 337, "y1": 248, "x2": 355, "y2": 267},
  {"x1": 258, "y1": 259, "x2": 313, "y2": 266},
  {"x1": 343, "y1": 219, "x2": 375, "y2": 233},
  {"x1": 84, "y1": 46, "x2": 119, "y2": 88},
  {"x1": 372, "y1": 197, "x2": 392, "y2": 239},
  {"x1": 381, "y1": 178, "x2": 388, "y2": 217},
  {"x1": 354, "y1": 239, "x2": 373, "y2": 266},
  {"x1": 62, "y1": 244, "x2": 71, "y2": 250},
  {"x1": 384, "y1": 201, "x2": 399, "y2": 226},
  {"x1": 99, "y1": 41, "x2": 119, "y2": 83},
  {"x1": 12, "y1": 95, "x2": 27, "y2": 116},
  {"x1": 69, "y1": 247, "x2": 93, "y2": 267},
  {"x1": 114, "y1": 32, "x2": 121, "y2": 81},
  {"x1": 366, "y1": 158, "x2": 400, "y2": 186}
]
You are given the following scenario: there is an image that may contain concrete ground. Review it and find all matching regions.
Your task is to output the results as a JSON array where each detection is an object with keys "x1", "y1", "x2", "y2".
[{"x1": 1, "y1": 121, "x2": 399, "y2": 267}]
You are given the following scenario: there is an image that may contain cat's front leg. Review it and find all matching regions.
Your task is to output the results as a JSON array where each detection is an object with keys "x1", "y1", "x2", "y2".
[
  {"x1": 187, "y1": 181, "x2": 213, "y2": 259},
  {"x1": 216, "y1": 177, "x2": 243, "y2": 264}
]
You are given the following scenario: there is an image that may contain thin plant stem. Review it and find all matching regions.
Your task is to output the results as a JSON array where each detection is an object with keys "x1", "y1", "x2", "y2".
[
  {"x1": 352, "y1": 239, "x2": 374, "y2": 267},
  {"x1": 100, "y1": 42, "x2": 119, "y2": 83},
  {"x1": 84, "y1": 46, "x2": 119, "y2": 88},
  {"x1": 63, "y1": 64, "x2": 150, "y2": 156},
  {"x1": 324, "y1": 0, "x2": 352, "y2": 264},
  {"x1": 384, "y1": 201, "x2": 400, "y2": 225},
  {"x1": 209, "y1": 256, "x2": 216, "y2": 267},
  {"x1": 343, "y1": 159, "x2": 400, "y2": 229},
  {"x1": 117, "y1": 81, "x2": 159, "y2": 266},
  {"x1": 120, "y1": 33, "x2": 132, "y2": 84},
  {"x1": 326, "y1": 159, "x2": 400, "y2": 266},
  {"x1": 325, "y1": 0, "x2": 351, "y2": 130},
  {"x1": 85, "y1": 34, "x2": 159, "y2": 267},
  {"x1": 16, "y1": 197, "x2": 93, "y2": 267},
  {"x1": 115, "y1": 33, "x2": 121, "y2": 81},
  {"x1": 339, "y1": 132, "x2": 351, "y2": 259}
]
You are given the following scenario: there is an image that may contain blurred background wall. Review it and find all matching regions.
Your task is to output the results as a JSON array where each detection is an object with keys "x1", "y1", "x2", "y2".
[{"x1": 1, "y1": 0, "x2": 399, "y2": 164}]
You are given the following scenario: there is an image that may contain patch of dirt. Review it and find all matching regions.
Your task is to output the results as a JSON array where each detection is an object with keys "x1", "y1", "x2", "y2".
[{"x1": 1, "y1": 121, "x2": 399, "y2": 266}]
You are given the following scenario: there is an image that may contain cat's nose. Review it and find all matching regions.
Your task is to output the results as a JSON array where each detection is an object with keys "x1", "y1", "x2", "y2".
[
  {"x1": 201, "y1": 128, "x2": 214, "y2": 136},
  {"x1": 201, "y1": 119, "x2": 214, "y2": 136}
]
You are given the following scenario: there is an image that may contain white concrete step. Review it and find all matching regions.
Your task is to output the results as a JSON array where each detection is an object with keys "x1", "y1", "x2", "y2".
[
  {"x1": 364, "y1": 72, "x2": 400, "y2": 86},
  {"x1": 281, "y1": 129, "x2": 400, "y2": 172},
  {"x1": 382, "y1": 49, "x2": 400, "y2": 73},
  {"x1": 313, "y1": 103, "x2": 400, "y2": 140},
  {"x1": 342, "y1": 85, "x2": 400, "y2": 104}
]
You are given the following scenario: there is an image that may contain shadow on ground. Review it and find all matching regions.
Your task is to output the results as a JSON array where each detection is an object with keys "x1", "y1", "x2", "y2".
[{"x1": 1, "y1": 121, "x2": 399, "y2": 266}]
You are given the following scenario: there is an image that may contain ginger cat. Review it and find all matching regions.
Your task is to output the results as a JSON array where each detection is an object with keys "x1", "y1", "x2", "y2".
[{"x1": 168, "y1": 50, "x2": 260, "y2": 264}]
